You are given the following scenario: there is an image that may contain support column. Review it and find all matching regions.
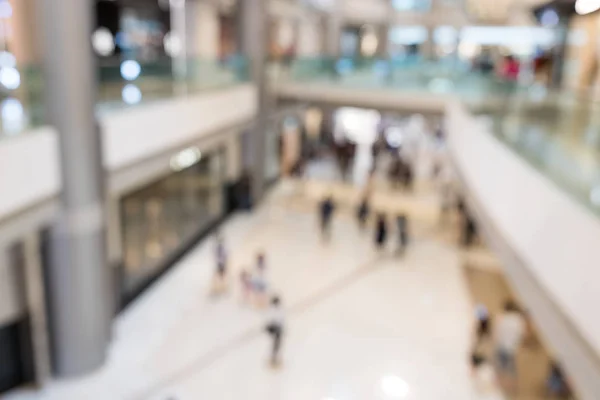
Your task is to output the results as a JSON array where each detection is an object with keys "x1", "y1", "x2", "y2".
[
  {"x1": 376, "y1": 24, "x2": 390, "y2": 58},
  {"x1": 170, "y1": 0, "x2": 188, "y2": 80},
  {"x1": 23, "y1": 234, "x2": 51, "y2": 384},
  {"x1": 238, "y1": 0, "x2": 269, "y2": 201},
  {"x1": 550, "y1": 25, "x2": 569, "y2": 88},
  {"x1": 186, "y1": 1, "x2": 220, "y2": 59},
  {"x1": 37, "y1": 0, "x2": 112, "y2": 377},
  {"x1": 421, "y1": 26, "x2": 436, "y2": 60},
  {"x1": 323, "y1": 7, "x2": 342, "y2": 57}
]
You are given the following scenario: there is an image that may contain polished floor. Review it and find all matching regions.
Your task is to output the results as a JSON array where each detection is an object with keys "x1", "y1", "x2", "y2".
[{"x1": 7, "y1": 171, "x2": 516, "y2": 400}]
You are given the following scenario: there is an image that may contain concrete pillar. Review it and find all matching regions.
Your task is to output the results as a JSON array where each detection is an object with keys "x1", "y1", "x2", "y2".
[
  {"x1": 238, "y1": 0, "x2": 269, "y2": 200},
  {"x1": 297, "y1": 17, "x2": 321, "y2": 57},
  {"x1": 323, "y1": 9, "x2": 342, "y2": 57},
  {"x1": 36, "y1": 0, "x2": 112, "y2": 377},
  {"x1": 22, "y1": 234, "x2": 51, "y2": 385},
  {"x1": 421, "y1": 26, "x2": 435, "y2": 60},
  {"x1": 8, "y1": 0, "x2": 40, "y2": 65},
  {"x1": 186, "y1": 1, "x2": 220, "y2": 59},
  {"x1": 550, "y1": 25, "x2": 569, "y2": 88},
  {"x1": 376, "y1": 24, "x2": 390, "y2": 58},
  {"x1": 170, "y1": 0, "x2": 188, "y2": 80}
]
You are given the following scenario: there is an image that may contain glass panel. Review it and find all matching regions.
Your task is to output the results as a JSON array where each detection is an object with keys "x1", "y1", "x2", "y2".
[
  {"x1": 0, "y1": 56, "x2": 248, "y2": 140},
  {"x1": 120, "y1": 149, "x2": 224, "y2": 298},
  {"x1": 392, "y1": 0, "x2": 431, "y2": 12}
]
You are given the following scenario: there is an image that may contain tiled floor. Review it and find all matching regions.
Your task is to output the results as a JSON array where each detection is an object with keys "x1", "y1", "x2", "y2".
[{"x1": 6, "y1": 173, "x2": 510, "y2": 400}]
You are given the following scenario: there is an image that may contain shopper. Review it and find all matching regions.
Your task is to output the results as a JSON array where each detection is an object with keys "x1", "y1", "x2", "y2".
[
  {"x1": 319, "y1": 195, "x2": 336, "y2": 240},
  {"x1": 253, "y1": 252, "x2": 269, "y2": 307},
  {"x1": 357, "y1": 196, "x2": 370, "y2": 231},
  {"x1": 374, "y1": 213, "x2": 388, "y2": 251},
  {"x1": 396, "y1": 214, "x2": 409, "y2": 254},
  {"x1": 546, "y1": 361, "x2": 571, "y2": 398},
  {"x1": 239, "y1": 269, "x2": 252, "y2": 304},
  {"x1": 475, "y1": 303, "x2": 491, "y2": 344},
  {"x1": 265, "y1": 296, "x2": 285, "y2": 368},
  {"x1": 494, "y1": 301, "x2": 526, "y2": 393},
  {"x1": 211, "y1": 233, "x2": 228, "y2": 294}
]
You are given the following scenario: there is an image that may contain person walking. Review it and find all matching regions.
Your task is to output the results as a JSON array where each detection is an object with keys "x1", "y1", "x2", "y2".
[
  {"x1": 252, "y1": 252, "x2": 269, "y2": 307},
  {"x1": 374, "y1": 213, "x2": 388, "y2": 251},
  {"x1": 494, "y1": 300, "x2": 526, "y2": 393},
  {"x1": 396, "y1": 214, "x2": 409, "y2": 254},
  {"x1": 319, "y1": 195, "x2": 336, "y2": 240},
  {"x1": 211, "y1": 233, "x2": 228, "y2": 294},
  {"x1": 357, "y1": 196, "x2": 370, "y2": 231},
  {"x1": 265, "y1": 296, "x2": 285, "y2": 368},
  {"x1": 475, "y1": 303, "x2": 491, "y2": 344}
]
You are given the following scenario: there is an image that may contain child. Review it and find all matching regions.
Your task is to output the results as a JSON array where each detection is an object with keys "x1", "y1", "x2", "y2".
[{"x1": 239, "y1": 269, "x2": 252, "y2": 304}]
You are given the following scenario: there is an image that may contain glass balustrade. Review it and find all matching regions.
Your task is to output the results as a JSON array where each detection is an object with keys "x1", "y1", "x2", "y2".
[
  {"x1": 283, "y1": 56, "x2": 600, "y2": 215},
  {"x1": 0, "y1": 56, "x2": 249, "y2": 139}
]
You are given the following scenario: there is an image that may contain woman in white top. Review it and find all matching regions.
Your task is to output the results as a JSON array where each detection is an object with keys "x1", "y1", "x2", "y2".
[{"x1": 494, "y1": 301, "x2": 526, "y2": 393}]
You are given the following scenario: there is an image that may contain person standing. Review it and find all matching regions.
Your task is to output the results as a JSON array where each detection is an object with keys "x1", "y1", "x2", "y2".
[
  {"x1": 475, "y1": 303, "x2": 491, "y2": 344},
  {"x1": 494, "y1": 301, "x2": 526, "y2": 393},
  {"x1": 252, "y1": 252, "x2": 269, "y2": 307},
  {"x1": 357, "y1": 196, "x2": 370, "y2": 231},
  {"x1": 319, "y1": 195, "x2": 336, "y2": 240},
  {"x1": 211, "y1": 233, "x2": 228, "y2": 294},
  {"x1": 265, "y1": 296, "x2": 285, "y2": 368},
  {"x1": 396, "y1": 214, "x2": 409, "y2": 254},
  {"x1": 375, "y1": 213, "x2": 388, "y2": 251}
]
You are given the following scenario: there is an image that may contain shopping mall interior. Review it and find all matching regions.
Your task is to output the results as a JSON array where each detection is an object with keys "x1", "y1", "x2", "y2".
[{"x1": 1, "y1": 0, "x2": 600, "y2": 399}]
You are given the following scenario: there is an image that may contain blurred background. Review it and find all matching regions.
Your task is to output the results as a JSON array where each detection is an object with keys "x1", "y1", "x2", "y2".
[{"x1": 0, "y1": 0, "x2": 599, "y2": 399}]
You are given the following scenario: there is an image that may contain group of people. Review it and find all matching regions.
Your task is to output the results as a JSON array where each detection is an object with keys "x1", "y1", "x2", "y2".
[
  {"x1": 471, "y1": 300, "x2": 571, "y2": 398},
  {"x1": 212, "y1": 234, "x2": 285, "y2": 368},
  {"x1": 318, "y1": 194, "x2": 410, "y2": 254}
]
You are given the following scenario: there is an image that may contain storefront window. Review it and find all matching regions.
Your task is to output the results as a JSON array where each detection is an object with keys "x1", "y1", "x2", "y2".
[{"x1": 120, "y1": 149, "x2": 224, "y2": 298}]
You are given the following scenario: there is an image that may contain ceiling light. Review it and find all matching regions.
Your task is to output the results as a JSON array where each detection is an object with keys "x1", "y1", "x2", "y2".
[
  {"x1": 0, "y1": 67, "x2": 20, "y2": 90},
  {"x1": 122, "y1": 84, "x2": 142, "y2": 105},
  {"x1": 170, "y1": 147, "x2": 202, "y2": 171},
  {"x1": 92, "y1": 28, "x2": 115, "y2": 56},
  {"x1": 120, "y1": 60, "x2": 141, "y2": 81},
  {"x1": 575, "y1": 0, "x2": 600, "y2": 15}
]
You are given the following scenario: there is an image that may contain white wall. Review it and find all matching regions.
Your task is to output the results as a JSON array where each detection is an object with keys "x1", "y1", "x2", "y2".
[
  {"x1": 447, "y1": 101, "x2": 600, "y2": 359},
  {"x1": 0, "y1": 84, "x2": 257, "y2": 222},
  {"x1": 102, "y1": 84, "x2": 257, "y2": 170},
  {"x1": 0, "y1": 128, "x2": 60, "y2": 220}
]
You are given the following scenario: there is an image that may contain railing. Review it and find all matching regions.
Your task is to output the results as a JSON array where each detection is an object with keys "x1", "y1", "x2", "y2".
[
  {"x1": 282, "y1": 56, "x2": 600, "y2": 216},
  {"x1": 480, "y1": 87, "x2": 600, "y2": 216},
  {"x1": 285, "y1": 56, "x2": 518, "y2": 101},
  {"x1": 0, "y1": 56, "x2": 249, "y2": 139}
]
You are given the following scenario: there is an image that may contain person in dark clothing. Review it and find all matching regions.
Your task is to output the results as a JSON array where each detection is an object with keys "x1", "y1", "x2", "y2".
[
  {"x1": 546, "y1": 361, "x2": 570, "y2": 398},
  {"x1": 319, "y1": 195, "x2": 336, "y2": 240},
  {"x1": 462, "y1": 213, "x2": 477, "y2": 247},
  {"x1": 401, "y1": 160, "x2": 414, "y2": 191},
  {"x1": 357, "y1": 197, "x2": 370, "y2": 230},
  {"x1": 396, "y1": 214, "x2": 409, "y2": 254},
  {"x1": 265, "y1": 296, "x2": 285, "y2": 368},
  {"x1": 375, "y1": 213, "x2": 388, "y2": 250}
]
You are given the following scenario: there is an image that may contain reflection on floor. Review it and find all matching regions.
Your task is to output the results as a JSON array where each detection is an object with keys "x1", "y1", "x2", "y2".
[
  {"x1": 8, "y1": 175, "x2": 495, "y2": 400},
  {"x1": 8, "y1": 149, "x2": 566, "y2": 400}
]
